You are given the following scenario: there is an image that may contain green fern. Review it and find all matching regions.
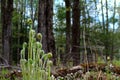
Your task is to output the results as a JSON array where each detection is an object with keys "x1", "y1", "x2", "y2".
[{"x1": 20, "y1": 27, "x2": 55, "y2": 80}]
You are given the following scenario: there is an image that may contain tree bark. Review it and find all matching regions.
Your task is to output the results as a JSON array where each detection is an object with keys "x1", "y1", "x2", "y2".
[
  {"x1": 111, "y1": 0, "x2": 116, "y2": 60},
  {"x1": 38, "y1": 0, "x2": 48, "y2": 53},
  {"x1": 38, "y1": 0, "x2": 56, "y2": 65},
  {"x1": 1, "y1": 0, "x2": 13, "y2": 64},
  {"x1": 65, "y1": 0, "x2": 71, "y2": 56},
  {"x1": 101, "y1": 0, "x2": 105, "y2": 32},
  {"x1": 46, "y1": 0, "x2": 56, "y2": 65},
  {"x1": 72, "y1": 0, "x2": 80, "y2": 66},
  {"x1": 105, "y1": 0, "x2": 109, "y2": 60}
]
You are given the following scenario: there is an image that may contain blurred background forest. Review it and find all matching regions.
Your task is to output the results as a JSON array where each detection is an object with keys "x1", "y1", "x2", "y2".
[{"x1": 1, "y1": 0, "x2": 120, "y2": 66}]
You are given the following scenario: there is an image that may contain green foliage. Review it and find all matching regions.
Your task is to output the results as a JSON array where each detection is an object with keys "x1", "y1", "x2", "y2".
[
  {"x1": 56, "y1": 4, "x2": 66, "y2": 21},
  {"x1": 97, "y1": 57, "x2": 105, "y2": 64},
  {"x1": 20, "y1": 28, "x2": 55, "y2": 80},
  {"x1": 12, "y1": 7, "x2": 29, "y2": 63},
  {"x1": 109, "y1": 16, "x2": 118, "y2": 24},
  {"x1": 0, "y1": 69, "x2": 9, "y2": 80},
  {"x1": 112, "y1": 59, "x2": 120, "y2": 66},
  {"x1": 12, "y1": 10, "x2": 21, "y2": 24},
  {"x1": 54, "y1": 4, "x2": 66, "y2": 62}
]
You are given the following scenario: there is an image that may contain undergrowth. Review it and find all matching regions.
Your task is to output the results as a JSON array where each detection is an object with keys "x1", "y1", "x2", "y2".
[{"x1": 20, "y1": 27, "x2": 55, "y2": 80}]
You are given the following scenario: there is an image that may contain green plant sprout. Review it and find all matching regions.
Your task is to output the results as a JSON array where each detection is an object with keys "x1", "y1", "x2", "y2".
[{"x1": 20, "y1": 27, "x2": 55, "y2": 80}]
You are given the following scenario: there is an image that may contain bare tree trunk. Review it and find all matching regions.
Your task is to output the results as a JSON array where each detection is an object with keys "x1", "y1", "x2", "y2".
[
  {"x1": 72, "y1": 0, "x2": 80, "y2": 66},
  {"x1": 38, "y1": 0, "x2": 48, "y2": 53},
  {"x1": 101, "y1": 0, "x2": 105, "y2": 32},
  {"x1": 93, "y1": 0, "x2": 98, "y2": 63},
  {"x1": 46, "y1": 0, "x2": 56, "y2": 65},
  {"x1": 105, "y1": 0, "x2": 109, "y2": 60},
  {"x1": 101, "y1": 0, "x2": 106, "y2": 61},
  {"x1": 30, "y1": 0, "x2": 34, "y2": 28},
  {"x1": 38, "y1": 0, "x2": 56, "y2": 65},
  {"x1": 65, "y1": 0, "x2": 71, "y2": 64},
  {"x1": 111, "y1": 0, "x2": 116, "y2": 60},
  {"x1": 1, "y1": 0, "x2": 13, "y2": 64}
]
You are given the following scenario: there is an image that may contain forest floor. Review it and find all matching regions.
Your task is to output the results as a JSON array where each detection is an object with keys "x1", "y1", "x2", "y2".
[
  {"x1": 0, "y1": 62, "x2": 120, "y2": 80},
  {"x1": 52, "y1": 62, "x2": 120, "y2": 80}
]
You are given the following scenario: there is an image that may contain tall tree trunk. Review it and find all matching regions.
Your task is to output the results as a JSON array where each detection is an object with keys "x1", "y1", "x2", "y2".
[
  {"x1": 93, "y1": 0, "x2": 98, "y2": 63},
  {"x1": 105, "y1": 0, "x2": 109, "y2": 60},
  {"x1": 111, "y1": 0, "x2": 116, "y2": 60},
  {"x1": 101, "y1": 0, "x2": 105, "y2": 32},
  {"x1": 46, "y1": 0, "x2": 56, "y2": 65},
  {"x1": 72, "y1": 0, "x2": 80, "y2": 66},
  {"x1": 0, "y1": 0, "x2": 2, "y2": 56},
  {"x1": 1, "y1": 0, "x2": 13, "y2": 64},
  {"x1": 38, "y1": 0, "x2": 48, "y2": 53},
  {"x1": 30, "y1": 0, "x2": 34, "y2": 28},
  {"x1": 38, "y1": 0, "x2": 56, "y2": 65},
  {"x1": 65, "y1": 0, "x2": 71, "y2": 57},
  {"x1": 101, "y1": 0, "x2": 106, "y2": 61}
]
